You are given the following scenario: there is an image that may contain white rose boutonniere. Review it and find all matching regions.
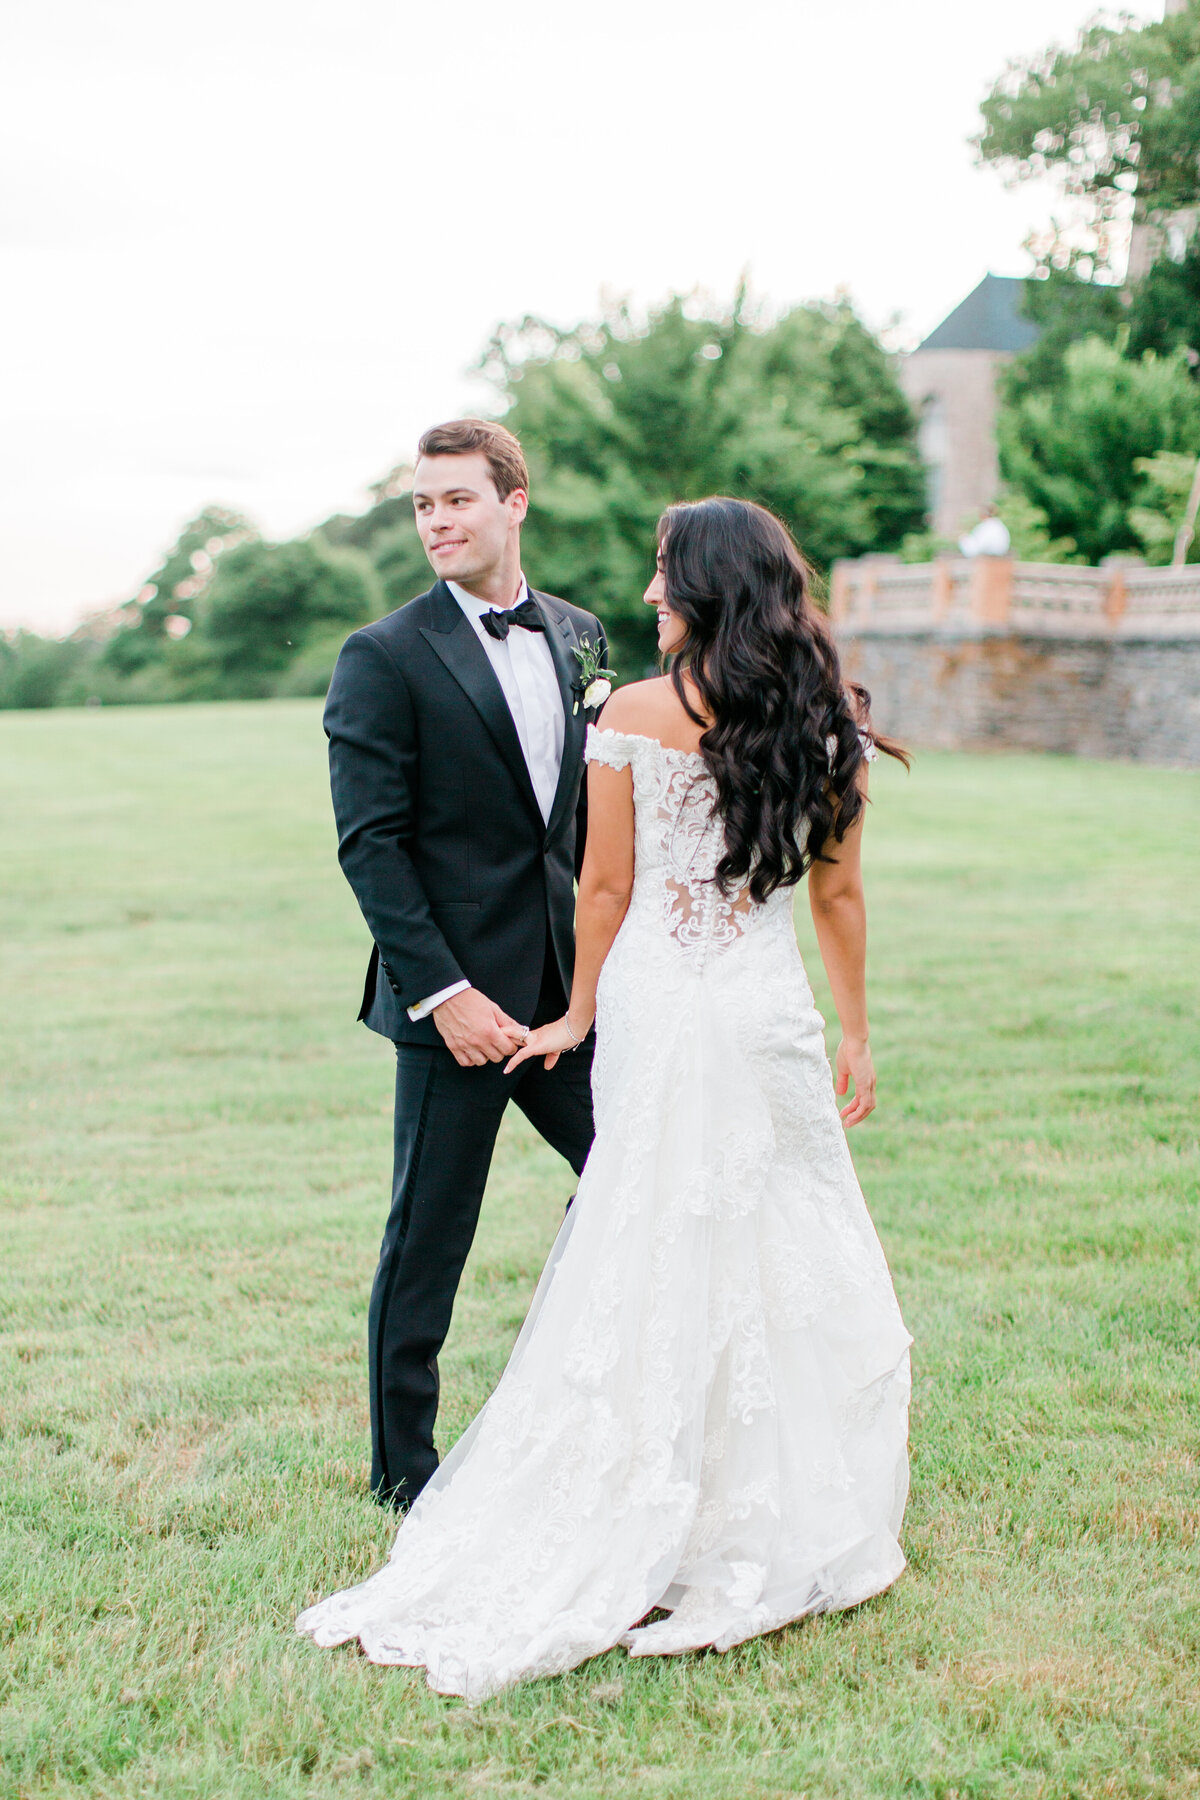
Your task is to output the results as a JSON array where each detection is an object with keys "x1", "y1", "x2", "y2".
[{"x1": 571, "y1": 635, "x2": 617, "y2": 715}]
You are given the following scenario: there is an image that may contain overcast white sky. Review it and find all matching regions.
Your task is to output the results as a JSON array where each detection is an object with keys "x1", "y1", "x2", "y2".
[{"x1": 1, "y1": 0, "x2": 1164, "y2": 634}]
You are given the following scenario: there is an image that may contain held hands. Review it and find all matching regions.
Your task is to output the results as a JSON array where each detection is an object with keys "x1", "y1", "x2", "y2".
[
  {"x1": 504, "y1": 1015, "x2": 590, "y2": 1075},
  {"x1": 432, "y1": 987, "x2": 526, "y2": 1068},
  {"x1": 836, "y1": 1037, "x2": 876, "y2": 1128}
]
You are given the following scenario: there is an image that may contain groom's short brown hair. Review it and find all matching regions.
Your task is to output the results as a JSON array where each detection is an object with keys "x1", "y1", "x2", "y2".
[{"x1": 416, "y1": 419, "x2": 529, "y2": 501}]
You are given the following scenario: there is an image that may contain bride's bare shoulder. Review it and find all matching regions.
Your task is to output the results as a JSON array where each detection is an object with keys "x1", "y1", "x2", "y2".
[
  {"x1": 595, "y1": 677, "x2": 664, "y2": 731},
  {"x1": 596, "y1": 677, "x2": 702, "y2": 750}
]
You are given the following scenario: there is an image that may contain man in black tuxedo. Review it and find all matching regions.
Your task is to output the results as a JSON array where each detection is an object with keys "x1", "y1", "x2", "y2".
[{"x1": 323, "y1": 418, "x2": 608, "y2": 1509}]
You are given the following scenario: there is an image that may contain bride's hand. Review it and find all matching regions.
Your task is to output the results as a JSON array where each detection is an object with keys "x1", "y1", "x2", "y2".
[
  {"x1": 836, "y1": 1038, "x2": 876, "y2": 1128},
  {"x1": 504, "y1": 1015, "x2": 590, "y2": 1075}
]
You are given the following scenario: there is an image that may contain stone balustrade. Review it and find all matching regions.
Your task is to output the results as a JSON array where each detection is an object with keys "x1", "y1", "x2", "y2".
[
  {"x1": 828, "y1": 557, "x2": 1200, "y2": 764},
  {"x1": 829, "y1": 556, "x2": 1200, "y2": 640}
]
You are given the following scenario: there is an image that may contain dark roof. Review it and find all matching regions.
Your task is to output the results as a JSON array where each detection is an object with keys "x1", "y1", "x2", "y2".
[{"x1": 915, "y1": 274, "x2": 1039, "y2": 354}]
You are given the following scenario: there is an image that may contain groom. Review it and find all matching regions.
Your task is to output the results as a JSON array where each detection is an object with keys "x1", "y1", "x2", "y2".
[{"x1": 323, "y1": 418, "x2": 608, "y2": 1510}]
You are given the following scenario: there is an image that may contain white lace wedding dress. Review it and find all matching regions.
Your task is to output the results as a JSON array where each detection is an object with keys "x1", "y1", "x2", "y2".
[{"x1": 297, "y1": 727, "x2": 912, "y2": 1701}]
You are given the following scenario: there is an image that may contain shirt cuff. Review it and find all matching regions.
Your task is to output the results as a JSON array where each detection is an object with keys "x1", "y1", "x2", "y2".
[{"x1": 407, "y1": 978, "x2": 470, "y2": 1022}]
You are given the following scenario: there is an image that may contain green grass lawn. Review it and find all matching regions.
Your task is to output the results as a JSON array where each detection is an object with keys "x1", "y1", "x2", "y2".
[{"x1": 1, "y1": 699, "x2": 1197, "y2": 1800}]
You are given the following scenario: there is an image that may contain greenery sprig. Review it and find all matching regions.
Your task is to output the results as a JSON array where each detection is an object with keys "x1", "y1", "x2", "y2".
[{"x1": 571, "y1": 635, "x2": 616, "y2": 714}]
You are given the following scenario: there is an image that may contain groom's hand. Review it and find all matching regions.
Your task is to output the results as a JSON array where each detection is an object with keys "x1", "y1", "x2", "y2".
[{"x1": 432, "y1": 987, "x2": 525, "y2": 1067}]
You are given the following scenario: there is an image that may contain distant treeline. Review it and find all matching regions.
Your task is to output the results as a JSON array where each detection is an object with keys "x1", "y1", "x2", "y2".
[{"x1": 1, "y1": 292, "x2": 929, "y2": 709}]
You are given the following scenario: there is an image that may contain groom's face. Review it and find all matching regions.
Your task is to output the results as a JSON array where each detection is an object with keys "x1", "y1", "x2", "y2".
[{"x1": 413, "y1": 452, "x2": 527, "y2": 586}]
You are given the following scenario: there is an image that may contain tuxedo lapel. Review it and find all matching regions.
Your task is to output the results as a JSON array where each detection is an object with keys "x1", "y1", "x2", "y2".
[
  {"x1": 533, "y1": 590, "x2": 588, "y2": 842},
  {"x1": 419, "y1": 582, "x2": 543, "y2": 826}
]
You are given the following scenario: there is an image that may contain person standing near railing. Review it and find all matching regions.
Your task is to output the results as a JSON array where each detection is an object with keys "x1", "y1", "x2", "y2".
[{"x1": 958, "y1": 504, "x2": 1011, "y2": 558}]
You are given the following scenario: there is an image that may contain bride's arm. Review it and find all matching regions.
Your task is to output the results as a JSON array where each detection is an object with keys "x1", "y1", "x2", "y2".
[
  {"x1": 568, "y1": 762, "x2": 636, "y2": 1030},
  {"x1": 505, "y1": 760, "x2": 634, "y2": 1072},
  {"x1": 807, "y1": 772, "x2": 876, "y2": 1126}
]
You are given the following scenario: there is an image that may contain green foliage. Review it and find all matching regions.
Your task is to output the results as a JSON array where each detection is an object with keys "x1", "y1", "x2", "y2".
[
  {"x1": 976, "y1": 2, "x2": 1200, "y2": 281},
  {"x1": 39, "y1": 527, "x2": 385, "y2": 713},
  {"x1": 320, "y1": 490, "x2": 413, "y2": 554},
  {"x1": 1012, "y1": 233, "x2": 1200, "y2": 380},
  {"x1": 1005, "y1": 270, "x2": 1127, "y2": 399},
  {"x1": 273, "y1": 624, "x2": 370, "y2": 698},
  {"x1": 198, "y1": 537, "x2": 381, "y2": 698},
  {"x1": 978, "y1": 10, "x2": 1200, "y2": 550},
  {"x1": 995, "y1": 488, "x2": 1081, "y2": 562},
  {"x1": 99, "y1": 506, "x2": 258, "y2": 682},
  {"x1": 898, "y1": 530, "x2": 954, "y2": 563},
  {"x1": 1127, "y1": 447, "x2": 1200, "y2": 561},
  {"x1": 0, "y1": 630, "x2": 94, "y2": 709},
  {"x1": 1126, "y1": 232, "x2": 1200, "y2": 360},
  {"x1": 318, "y1": 491, "x2": 430, "y2": 611},
  {"x1": 2, "y1": 701, "x2": 1198, "y2": 1796},
  {"x1": 483, "y1": 291, "x2": 925, "y2": 668},
  {"x1": 365, "y1": 521, "x2": 435, "y2": 612},
  {"x1": 898, "y1": 488, "x2": 1079, "y2": 564},
  {"x1": 998, "y1": 333, "x2": 1200, "y2": 562},
  {"x1": 38, "y1": 506, "x2": 269, "y2": 709}
]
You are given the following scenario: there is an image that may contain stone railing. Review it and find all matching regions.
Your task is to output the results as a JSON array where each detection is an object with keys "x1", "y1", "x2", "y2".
[{"x1": 829, "y1": 557, "x2": 1200, "y2": 639}]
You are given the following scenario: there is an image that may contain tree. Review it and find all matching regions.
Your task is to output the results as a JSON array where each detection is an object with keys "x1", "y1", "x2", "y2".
[
  {"x1": 1127, "y1": 447, "x2": 1200, "y2": 559},
  {"x1": 0, "y1": 631, "x2": 93, "y2": 710},
  {"x1": 320, "y1": 492, "x2": 431, "y2": 614},
  {"x1": 980, "y1": 6, "x2": 1200, "y2": 551},
  {"x1": 1, "y1": 523, "x2": 384, "y2": 710},
  {"x1": 1004, "y1": 270, "x2": 1126, "y2": 400},
  {"x1": 1126, "y1": 232, "x2": 1200, "y2": 359},
  {"x1": 480, "y1": 290, "x2": 925, "y2": 667},
  {"x1": 976, "y1": 3, "x2": 1200, "y2": 284},
  {"x1": 998, "y1": 333, "x2": 1200, "y2": 562},
  {"x1": 99, "y1": 506, "x2": 258, "y2": 684},
  {"x1": 198, "y1": 537, "x2": 382, "y2": 697}
]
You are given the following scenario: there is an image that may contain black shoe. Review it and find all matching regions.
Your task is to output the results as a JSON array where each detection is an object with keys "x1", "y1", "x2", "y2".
[{"x1": 371, "y1": 1480, "x2": 412, "y2": 1515}]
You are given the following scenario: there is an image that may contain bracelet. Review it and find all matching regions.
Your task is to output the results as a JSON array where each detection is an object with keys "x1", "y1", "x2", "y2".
[{"x1": 563, "y1": 1015, "x2": 587, "y2": 1048}]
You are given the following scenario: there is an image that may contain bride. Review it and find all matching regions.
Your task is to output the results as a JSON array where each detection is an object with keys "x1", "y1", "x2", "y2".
[{"x1": 297, "y1": 497, "x2": 913, "y2": 1701}]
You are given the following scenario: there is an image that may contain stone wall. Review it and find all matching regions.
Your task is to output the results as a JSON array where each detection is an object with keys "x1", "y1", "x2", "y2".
[
  {"x1": 830, "y1": 557, "x2": 1200, "y2": 766},
  {"x1": 837, "y1": 630, "x2": 1200, "y2": 765}
]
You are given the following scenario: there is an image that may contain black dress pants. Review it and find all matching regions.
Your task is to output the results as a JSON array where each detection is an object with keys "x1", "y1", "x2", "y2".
[{"x1": 368, "y1": 957, "x2": 595, "y2": 1508}]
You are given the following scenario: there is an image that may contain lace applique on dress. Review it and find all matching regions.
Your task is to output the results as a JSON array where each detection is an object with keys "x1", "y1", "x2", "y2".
[{"x1": 585, "y1": 727, "x2": 784, "y2": 967}]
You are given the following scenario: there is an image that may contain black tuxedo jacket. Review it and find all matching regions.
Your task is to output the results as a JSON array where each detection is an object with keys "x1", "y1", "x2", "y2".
[{"x1": 323, "y1": 579, "x2": 608, "y2": 1045}]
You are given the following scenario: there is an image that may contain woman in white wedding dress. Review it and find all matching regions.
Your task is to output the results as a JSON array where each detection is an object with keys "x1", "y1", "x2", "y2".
[{"x1": 297, "y1": 498, "x2": 913, "y2": 1701}]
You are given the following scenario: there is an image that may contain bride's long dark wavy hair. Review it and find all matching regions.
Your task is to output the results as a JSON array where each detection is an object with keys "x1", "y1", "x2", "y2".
[{"x1": 660, "y1": 497, "x2": 908, "y2": 902}]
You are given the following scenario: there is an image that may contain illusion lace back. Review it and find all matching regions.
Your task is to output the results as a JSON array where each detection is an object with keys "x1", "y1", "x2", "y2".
[{"x1": 297, "y1": 727, "x2": 912, "y2": 1701}]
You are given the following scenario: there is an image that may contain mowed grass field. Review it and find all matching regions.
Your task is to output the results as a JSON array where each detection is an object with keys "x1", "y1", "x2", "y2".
[{"x1": 1, "y1": 698, "x2": 1198, "y2": 1800}]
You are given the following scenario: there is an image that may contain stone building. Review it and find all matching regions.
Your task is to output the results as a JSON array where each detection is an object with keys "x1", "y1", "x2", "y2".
[{"x1": 900, "y1": 273, "x2": 1038, "y2": 540}]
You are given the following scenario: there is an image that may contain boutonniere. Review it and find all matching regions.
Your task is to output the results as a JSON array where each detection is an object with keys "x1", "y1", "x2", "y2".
[{"x1": 571, "y1": 634, "x2": 616, "y2": 715}]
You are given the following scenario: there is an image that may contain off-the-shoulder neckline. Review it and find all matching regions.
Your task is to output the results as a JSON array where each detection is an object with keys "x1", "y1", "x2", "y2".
[{"x1": 587, "y1": 725, "x2": 708, "y2": 766}]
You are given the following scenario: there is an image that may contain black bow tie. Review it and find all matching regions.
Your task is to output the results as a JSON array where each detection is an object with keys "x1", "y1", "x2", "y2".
[{"x1": 480, "y1": 598, "x2": 546, "y2": 641}]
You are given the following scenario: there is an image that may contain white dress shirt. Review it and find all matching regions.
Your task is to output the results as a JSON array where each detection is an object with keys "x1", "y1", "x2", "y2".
[{"x1": 408, "y1": 576, "x2": 567, "y2": 1022}]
